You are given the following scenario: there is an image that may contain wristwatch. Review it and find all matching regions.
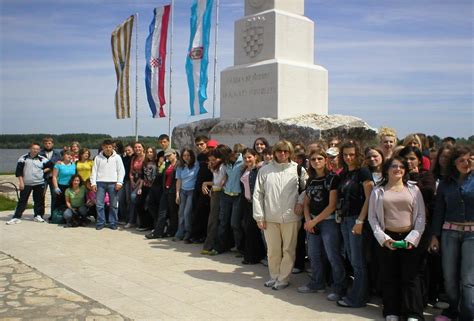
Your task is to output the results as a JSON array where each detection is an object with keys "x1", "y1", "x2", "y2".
[{"x1": 355, "y1": 219, "x2": 364, "y2": 225}]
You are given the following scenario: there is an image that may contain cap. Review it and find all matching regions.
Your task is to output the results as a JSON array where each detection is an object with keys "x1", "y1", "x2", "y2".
[
  {"x1": 164, "y1": 149, "x2": 176, "y2": 157},
  {"x1": 207, "y1": 139, "x2": 218, "y2": 148},
  {"x1": 326, "y1": 147, "x2": 340, "y2": 157}
]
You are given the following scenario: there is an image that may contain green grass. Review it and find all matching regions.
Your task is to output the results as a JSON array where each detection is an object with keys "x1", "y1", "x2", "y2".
[{"x1": 0, "y1": 194, "x2": 32, "y2": 211}]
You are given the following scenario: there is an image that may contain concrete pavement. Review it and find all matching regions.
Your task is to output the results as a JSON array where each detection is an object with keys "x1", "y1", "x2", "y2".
[{"x1": 0, "y1": 210, "x2": 436, "y2": 320}]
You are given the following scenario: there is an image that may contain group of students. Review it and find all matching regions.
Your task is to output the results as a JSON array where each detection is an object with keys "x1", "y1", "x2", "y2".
[{"x1": 7, "y1": 130, "x2": 473, "y2": 321}]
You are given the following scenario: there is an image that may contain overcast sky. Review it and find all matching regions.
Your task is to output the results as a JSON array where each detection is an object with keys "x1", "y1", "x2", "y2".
[{"x1": 0, "y1": 0, "x2": 472, "y2": 139}]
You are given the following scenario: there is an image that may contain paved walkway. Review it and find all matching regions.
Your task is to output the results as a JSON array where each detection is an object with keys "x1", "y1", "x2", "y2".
[
  {"x1": 0, "y1": 251, "x2": 127, "y2": 320},
  {"x1": 0, "y1": 210, "x2": 437, "y2": 320}
]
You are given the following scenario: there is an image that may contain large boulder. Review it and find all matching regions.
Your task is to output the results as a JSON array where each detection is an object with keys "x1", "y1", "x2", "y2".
[{"x1": 172, "y1": 114, "x2": 376, "y2": 148}]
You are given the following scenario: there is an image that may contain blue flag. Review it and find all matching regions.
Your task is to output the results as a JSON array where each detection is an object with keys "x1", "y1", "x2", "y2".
[{"x1": 185, "y1": 0, "x2": 213, "y2": 116}]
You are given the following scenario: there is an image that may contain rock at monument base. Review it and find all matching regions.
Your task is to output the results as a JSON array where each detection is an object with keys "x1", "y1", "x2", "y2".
[{"x1": 172, "y1": 114, "x2": 376, "y2": 148}]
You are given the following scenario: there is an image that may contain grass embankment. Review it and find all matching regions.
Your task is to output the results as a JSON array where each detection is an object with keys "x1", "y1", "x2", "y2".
[{"x1": 0, "y1": 195, "x2": 32, "y2": 211}]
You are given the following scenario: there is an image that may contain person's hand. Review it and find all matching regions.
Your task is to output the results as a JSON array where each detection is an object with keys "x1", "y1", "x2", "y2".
[
  {"x1": 304, "y1": 219, "x2": 317, "y2": 234},
  {"x1": 257, "y1": 221, "x2": 266, "y2": 230},
  {"x1": 429, "y1": 236, "x2": 439, "y2": 253},
  {"x1": 383, "y1": 239, "x2": 396, "y2": 251},
  {"x1": 406, "y1": 242, "x2": 414, "y2": 250},
  {"x1": 294, "y1": 204, "x2": 303, "y2": 216},
  {"x1": 92, "y1": 185, "x2": 97, "y2": 193},
  {"x1": 115, "y1": 184, "x2": 122, "y2": 191},
  {"x1": 18, "y1": 181, "x2": 25, "y2": 191},
  {"x1": 202, "y1": 184, "x2": 210, "y2": 195},
  {"x1": 176, "y1": 194, "x2": 180, "y2": 205},
  {"x1": 352, "y1": 222, "x2": 363, "y2": 235},
  {"x1": 137, "y1": 188, "x2": 142, "y2": 195},
  {"x1": 54, "y1": 187, "x2": 62, "y2": 195}
]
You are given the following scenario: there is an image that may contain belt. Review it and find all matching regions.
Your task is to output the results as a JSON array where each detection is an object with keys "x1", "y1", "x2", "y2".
[
  {"x1": 224, "y1": 191, "x2": 240, "y2": 197},
  {"x1": 211, "y1": 187, "x2": 222, "y2": 192},
  {"x1": 443, "y1": 222, "x2": 474, "y2": 232}
]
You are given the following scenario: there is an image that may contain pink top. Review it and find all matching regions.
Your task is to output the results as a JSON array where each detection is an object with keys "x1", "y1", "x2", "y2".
[
  {"x1": 383, "y1": 187, "x2": 413, "y2": 231},
  {"x1": 240, "y1": 170, "x2": 251, "y2": 201}
]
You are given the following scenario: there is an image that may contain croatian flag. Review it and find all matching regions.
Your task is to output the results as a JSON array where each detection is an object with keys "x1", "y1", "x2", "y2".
[
  {"x1": 145, "y1": 5, "x2": 171, "y2": 118},
  {"x1": 185, "y1": 0, "x2": 213, "y2": 116}
]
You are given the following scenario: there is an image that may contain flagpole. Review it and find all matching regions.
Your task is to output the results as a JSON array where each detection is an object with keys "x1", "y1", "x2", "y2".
[
  {"x1": 168, "y1": 0, "x2": 174, "y2": 142},
  {"x1": 134, "y1": 13, "x2": 139, "y2": 142},
  {"x1": 211, "y1": 0, "x2": 219, "y2": 119}
]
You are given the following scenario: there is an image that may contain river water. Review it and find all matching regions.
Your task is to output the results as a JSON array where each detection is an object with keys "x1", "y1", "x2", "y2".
[{"x1": 0, "y1": 149, "x2": 100, "y2": 173}]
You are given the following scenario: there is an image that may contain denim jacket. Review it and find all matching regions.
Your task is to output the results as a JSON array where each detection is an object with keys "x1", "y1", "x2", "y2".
[
  {"x1": 224, "y1": 154, "x2": 243, "y2": 194},
  {"x1": 431, "y1": 173, "x2": 474, "y2": 236}
]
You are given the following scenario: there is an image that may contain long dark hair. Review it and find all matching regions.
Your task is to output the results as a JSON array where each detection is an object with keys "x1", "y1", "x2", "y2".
[
  {"x1": 253, "y1": 137, "x2": 269, "y2": 152},
  {"x1": 178, "y1": 148, "x2": 196, "y2": 168},
  {"x1": 445, "y1": 146, "x2": 471, "y2": 180},
  {"x1": 339, "y1": 140, "x2": 364, "y2": 171},
  {"x1": 399, "y1": 146, "x2": 423, "y2": 172},
  {"x1": 380, "y1": 156, "x2": 410, "y2": 186},
  {"x1": 432, "y1": 144, "x2": 453, "y2": 180},
  {"x1": 363, "y1": 146, "x2": 384, "y2": 171},
  {"x1": 68, "y1": 174, "x2": 83, "y2": 188}
]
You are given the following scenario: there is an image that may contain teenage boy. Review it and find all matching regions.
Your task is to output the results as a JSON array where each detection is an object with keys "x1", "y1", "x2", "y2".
[
  {"x1": 190, "y1": 136, "x2": 213, "y2": 243},
  {"x1": 7, "y1": 143, "x2": 51, "y2": 225},
  {"x1": 90, "y1": 140, "x2": 125, "y2": 230},
  {"x1": 39, "y1": 137, "x2": 61, "y2": 215}
]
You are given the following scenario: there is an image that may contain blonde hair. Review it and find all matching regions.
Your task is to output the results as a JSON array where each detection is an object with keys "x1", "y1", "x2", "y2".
[
  {"x1": 403, "y1": 134, "x2": 423, "y2": 150},
  {"x1": 272, "y1": 140, "x2": 294, "y2": 160},
  {"x1": 378, "y1": 127, "x2": 397, "y2": 141}
]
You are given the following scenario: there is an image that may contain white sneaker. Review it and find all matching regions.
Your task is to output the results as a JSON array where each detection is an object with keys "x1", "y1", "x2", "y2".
[
  {"x1": 6, "y1": 218, "x2": 21, "y2": 225},
  {"x1": 33, "y1": 216, "x2": 45, "y2": 223},
  {"x1": 264, "y1": 279, "x2": 277, "y2": 287},
  {"x1": 386, "y1": 315, "x2": 399, "y2": 321},
  {"x1": 272, "y1": 280, "x2": 289, "y2": 290}
]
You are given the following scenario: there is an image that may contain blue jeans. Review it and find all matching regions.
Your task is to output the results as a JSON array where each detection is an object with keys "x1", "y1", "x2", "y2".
[
  {"x1": 96, "y1": 182, "x2": 119, "y2": 228},
  {"x1": 340, "y1": 216, "x2": 368, "y2": 307},
  {"x1": 63, "y1": 206, "x2": 88, "y2": 224},
  {"x1": 441, "y1": 229, "x2": 474, "y2": 321},
  {"x1": 216, "y1": 193, "x2": 241, "y2": 253},
  {"x1": 175, "y1": 189, "x2": 194, "y2": 240},
  {"x1": 307, "y1": 219, "x2": 346, "y2": 295}
]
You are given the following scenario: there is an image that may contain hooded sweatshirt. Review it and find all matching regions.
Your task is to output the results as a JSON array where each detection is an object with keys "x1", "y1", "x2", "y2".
[{"x1": 90, "y1": 150, "x2": 125, "y2": 186}]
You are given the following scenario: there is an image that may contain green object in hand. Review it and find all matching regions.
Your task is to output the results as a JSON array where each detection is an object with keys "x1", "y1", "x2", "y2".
[{"x1": 391, "y1": 240, "x2": 408, "y2": 249}]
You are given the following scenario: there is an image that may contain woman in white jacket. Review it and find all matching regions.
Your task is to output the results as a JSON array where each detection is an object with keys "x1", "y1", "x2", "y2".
[
  {"x1": 253, "y1": 140, "x2": 306, "y2": 290},
  {"x1": 368, "y1": 156, "x2": 426, "y2": 321}
]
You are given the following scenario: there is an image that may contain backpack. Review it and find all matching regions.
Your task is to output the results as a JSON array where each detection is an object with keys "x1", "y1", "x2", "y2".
[{"x1": 50, "y1": 208, "x2": 65, "y2": 224}]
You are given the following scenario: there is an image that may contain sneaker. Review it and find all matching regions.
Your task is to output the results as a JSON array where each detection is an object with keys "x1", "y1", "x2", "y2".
[
  {"x1": 124, "y1": 223, "x2": 136, "y2": 229},
  {"x1": 146, "y1": 233, "x2": 161, "y2": 240},
  {"x1": 434, "y1": 301, "x2": 450, "y2": 310},
  {"x1": 136, "y1": 226, "x2": 151, "y2": 232},
  {"x1": 297, "y1": 285, "x2": 324, "y2": 293},
  {"x1": 272, "y1": 280, "x2": 289, "y2": 290},
  {"x1": 385, "y1": 316, "x2": 399, "y2": 321},
  {"x1": 264, "y1": 279, "x2": 277, "y2": 288},
  {"x1": 407, "y1": 318, "x2": 419, "y2": 321},
  {"x1": 96, "y1": 225, "x2": 104, "y2": 230},
  {"x1": 292, "y1": 268, "x2": 303, "y2": 274},
  {"x1": 6, "y1": 218, "x2": 21, "y2": 225},
  {"x1": 109, "y1": 225, "x2": 118, "y2": 230},
  {"x1": 327, "y1": 293, "x2": 341, "y2": 301},
  {"x1": 33, "y1": 216, "x2": 45, "y2": 223},
  {"x1": 433, "y1": 316, "x2": 452, "y2": 321},
  {"x1": 207, "y1": 249, "x2": 219, "y2": 256}
]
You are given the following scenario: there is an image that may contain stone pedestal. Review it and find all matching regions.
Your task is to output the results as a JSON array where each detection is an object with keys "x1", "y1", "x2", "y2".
[
  {"x1": 172, "y1": 114, "x2": 376, "y2": 149},
  {"x1": 220, "y1": 0, "x2": 328, "y2": 119}
]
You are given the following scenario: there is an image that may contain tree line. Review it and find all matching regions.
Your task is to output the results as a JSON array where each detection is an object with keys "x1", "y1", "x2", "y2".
[{"x1": 0, "y1": 134, "x2": 160, "y2": 149}]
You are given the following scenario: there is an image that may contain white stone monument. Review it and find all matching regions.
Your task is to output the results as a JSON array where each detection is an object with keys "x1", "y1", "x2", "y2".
[{"x1": 220, "y1": 0, "x2": 328, "y2": 119}]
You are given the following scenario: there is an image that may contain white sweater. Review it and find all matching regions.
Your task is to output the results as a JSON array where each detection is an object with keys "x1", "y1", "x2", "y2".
[
  {"x1": 253, "y1": 161, "x2": 307, "y2": 224},
  {"x1": 90, "y1": 151, "x2": 125, "y2": 186}
]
